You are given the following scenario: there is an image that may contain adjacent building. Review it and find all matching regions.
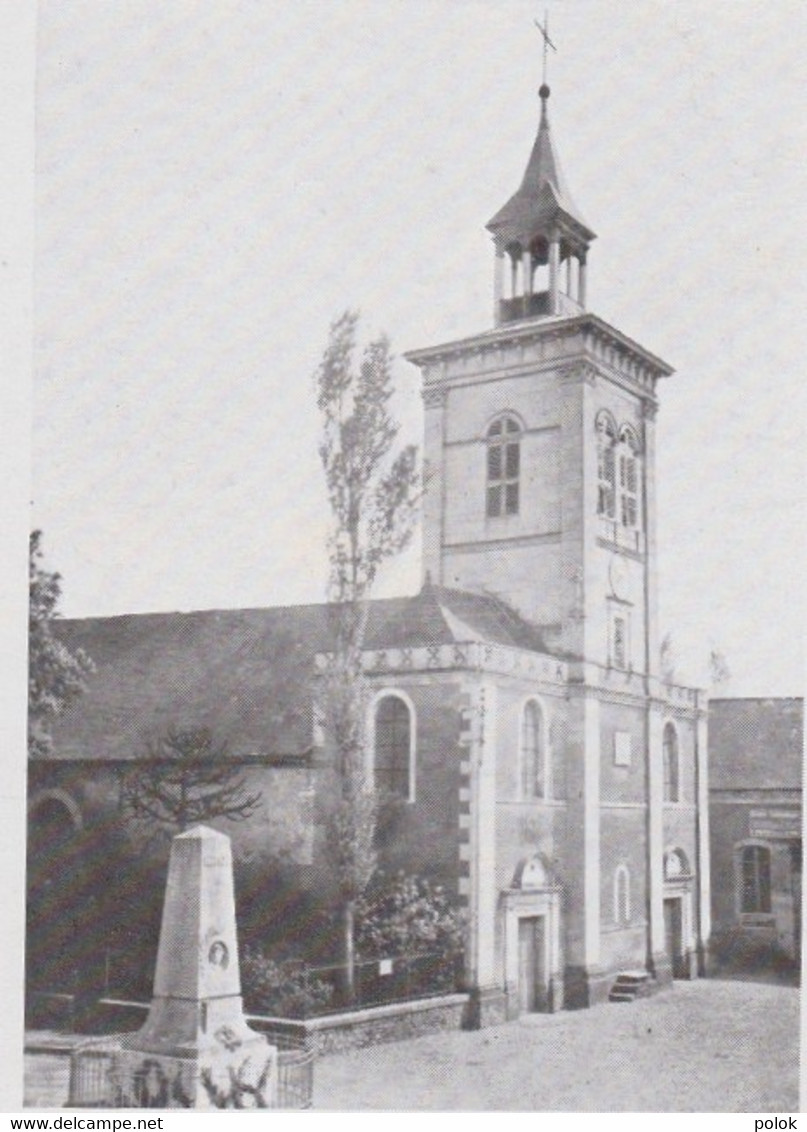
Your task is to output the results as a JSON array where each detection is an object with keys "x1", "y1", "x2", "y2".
[{"x1": 709, "y1": 697, "x2": 802, "y2": 963}]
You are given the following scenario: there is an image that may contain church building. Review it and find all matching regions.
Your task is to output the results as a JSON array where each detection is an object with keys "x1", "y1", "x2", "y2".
[{"x1": 28, "y1": 78, "x2": 710, "y2": 1021}]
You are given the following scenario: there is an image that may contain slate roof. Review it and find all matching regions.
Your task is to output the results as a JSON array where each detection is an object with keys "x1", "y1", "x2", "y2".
[
  {"x1": 708, "y1": 698, "x2": 803, "y2": 791},
  {"x1": 487, "y1": 89, "x2": 595, "y2": 248},
  {"x1": 45, "y1": 584, "x2": 550, "y2": 763}
]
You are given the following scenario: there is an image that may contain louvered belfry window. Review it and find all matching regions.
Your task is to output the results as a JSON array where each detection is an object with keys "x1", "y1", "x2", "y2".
[
  {"x1": 486, "y1": 416, "x2": 520, "y2": 517},
  {"x1": 596, "y1": 412, "x2": 617, "y2": 519},
  {"x1": 619, "y1": 426, "x2": 640, "y2": 529}
]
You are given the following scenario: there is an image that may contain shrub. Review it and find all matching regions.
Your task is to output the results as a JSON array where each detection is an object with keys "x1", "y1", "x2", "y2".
[
  {"x1": 240, "y1": 949, "x2": 334, "y2": 1019},
  {"x1": 355, "y1": 872, "x2": 465, "y2": 959}
]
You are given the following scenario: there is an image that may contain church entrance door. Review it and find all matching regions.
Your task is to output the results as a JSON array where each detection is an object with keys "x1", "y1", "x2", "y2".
[
  {"x1": 663, "y1": 897, "x2": 685, "y2": 978},
  {"x1": 517, "y1": 916, "x2": 546, "y2": 1012}
]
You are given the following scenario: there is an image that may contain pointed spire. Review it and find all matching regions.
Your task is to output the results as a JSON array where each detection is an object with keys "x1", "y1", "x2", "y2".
[{"x1": 487, "y1": 84, "x2": 594, "y2": 248}]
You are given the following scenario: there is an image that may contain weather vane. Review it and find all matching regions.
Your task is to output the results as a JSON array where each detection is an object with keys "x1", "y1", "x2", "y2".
[{"x1": 534, "y1": 10, "x2": 557, "y2": 88}]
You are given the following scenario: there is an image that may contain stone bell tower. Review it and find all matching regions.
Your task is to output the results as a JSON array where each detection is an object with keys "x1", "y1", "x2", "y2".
[
  {"x1": 406, "y1": 73, "x2": 696, "y2": 1009},
  {"x1": 406, "y1": 81, "x2": 672, "y2": 680}
]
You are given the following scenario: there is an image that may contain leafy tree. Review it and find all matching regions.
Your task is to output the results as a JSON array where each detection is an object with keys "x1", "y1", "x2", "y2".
[
  {"x1": 315, "y1": 310, "x2": 420, "y2": 1000},
  {"x1": 28, "y1": 529, "x2": 94, "y2": 757},
  {"x1": 122, "y1": 726, "x2": 263, "y2": 833}
]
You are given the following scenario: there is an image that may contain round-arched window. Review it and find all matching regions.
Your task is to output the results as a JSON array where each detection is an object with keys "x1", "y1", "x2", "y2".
[
  {"x1": 374, "y1": 695, "x2": 413, "y2": 800},
  {"x1": 520, "y1": 700, "x2": 546, "y2": 799}
]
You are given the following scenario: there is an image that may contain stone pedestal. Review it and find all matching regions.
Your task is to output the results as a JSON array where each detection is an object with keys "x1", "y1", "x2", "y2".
[{"x1": 121, "y1": 826, "x2": 277, "y2": 1109}]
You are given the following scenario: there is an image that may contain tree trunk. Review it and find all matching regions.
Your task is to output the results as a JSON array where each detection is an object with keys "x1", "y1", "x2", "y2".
[{"x1": 342, "y1": 899, "x2": 356, "y2": 1004}]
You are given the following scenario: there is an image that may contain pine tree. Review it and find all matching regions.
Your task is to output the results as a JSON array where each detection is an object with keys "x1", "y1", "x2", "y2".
[{"x1": 122, "y1": 726, "x2": 263, "y2": 832}]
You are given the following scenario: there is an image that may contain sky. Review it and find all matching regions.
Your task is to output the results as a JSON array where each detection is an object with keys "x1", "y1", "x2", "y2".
[{"x1": 30, "y1": 0, "x2": 805, "y2": 695}]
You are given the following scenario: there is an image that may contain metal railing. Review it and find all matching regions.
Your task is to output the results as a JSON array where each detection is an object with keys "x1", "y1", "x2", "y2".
[
  {"x1": 68, "y1": 1034, "x2": 314, "y2": 1110},
  {"x1": 77, "y1": 946, "x2": 464, "y2": 1020},
  {"x1": 298, "y1": 949, "x2": 463, "y2": 1016}
]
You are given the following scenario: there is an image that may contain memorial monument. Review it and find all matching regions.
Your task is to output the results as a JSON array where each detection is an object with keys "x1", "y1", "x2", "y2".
[{"x1": 112, "y1": 825, "x2": 277, "y2": 1108}]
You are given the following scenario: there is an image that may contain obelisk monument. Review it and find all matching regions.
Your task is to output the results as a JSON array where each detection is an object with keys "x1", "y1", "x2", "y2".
[{"x1": 117, "y1": 826, "x2": 277, "y2": 1108}]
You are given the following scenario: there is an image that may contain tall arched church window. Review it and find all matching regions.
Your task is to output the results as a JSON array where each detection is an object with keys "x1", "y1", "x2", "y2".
[
  {"x1": 618, "y1": 425, "x2": 640, "y2": 530},
  {"x1": 520, "y1": 699, "x2": 545, "y2": 799},
  {"x1": 486, "y1": 415, "x2": 520, "y2": 517},
  {"x1": 614, "y1": 864, "x2": 631, "y2": 924},
  {"x1": 740, "y1": 845, "x2": 771, "y2": 914},
  {"x1": 596, "y1": 411, "x2": 616, "y2": 519},
  {"x1": 374, "y1": 695, "x2": 412, "y2": 800},
  {"x1": 662, "y1": 723, "x2": 679, "y2": 803}
]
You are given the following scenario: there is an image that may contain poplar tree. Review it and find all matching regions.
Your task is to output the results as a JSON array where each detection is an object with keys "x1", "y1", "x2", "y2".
[{"x1": 315, "y1": 310, "x2": 420, "y2": 999}]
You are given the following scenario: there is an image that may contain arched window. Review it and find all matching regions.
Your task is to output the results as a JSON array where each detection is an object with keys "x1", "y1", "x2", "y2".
[
  {"x1": 486, "y1": 415, "x2": 520, "y2": 517},
  {"x1": 614, "y1": 864, "x2": 631, "y2": 924},
  {"x1": 664, "y1": 848, "x2": 691, "y2": 880},
  {"x1": 520, "y1": 700, "x2": 546, "y2": 799},
  {"x1": 617, "y1": 425, "x2": 640, "y2": 530},
  {"x1": 662, "y1": 723, "x2": 679, "y2": 802},
  {"x1": 374, "y1": 695, "x2": 412, "y2": 800},
  {"x1": 596, "y1": 411, "x2": 617, "y2": 519},
  {"x1": 740, "y1": 845, "x2": 772, "y2": 913}
]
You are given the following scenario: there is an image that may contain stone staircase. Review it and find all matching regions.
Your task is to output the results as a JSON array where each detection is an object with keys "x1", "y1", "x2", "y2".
[{"x1": 608, "y1": 969, "x2": 654, "y2": 1003}]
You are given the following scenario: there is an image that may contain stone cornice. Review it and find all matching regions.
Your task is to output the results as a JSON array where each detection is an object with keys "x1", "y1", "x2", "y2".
[
  {"x1": 563, "y1": 679, "x2": 702, "y2": 715},
  {"x1": 405, "y1": 311, "x2": 673, "y2": 384}
]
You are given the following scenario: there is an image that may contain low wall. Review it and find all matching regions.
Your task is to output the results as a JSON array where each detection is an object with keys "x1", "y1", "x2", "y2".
[
  {"x1": 35, "y1": 993, "x2": 470, "y2": 1056},
  {"x1": 248, "y1": 995, "x2": 469, "y2": 1055}
]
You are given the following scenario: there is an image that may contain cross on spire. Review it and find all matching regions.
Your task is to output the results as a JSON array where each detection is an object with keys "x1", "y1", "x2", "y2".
[{"x1": 534, "y1": 10, "x2": 557, "y2": 88}]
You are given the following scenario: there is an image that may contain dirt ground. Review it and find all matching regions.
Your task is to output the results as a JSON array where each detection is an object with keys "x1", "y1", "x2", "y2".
[
  {"x1": 313, "y1": 979, "x2": 801, "y2": 1111},
  {"x1": 24, "y1": 978, "x2": 801, "y2": 1112}
]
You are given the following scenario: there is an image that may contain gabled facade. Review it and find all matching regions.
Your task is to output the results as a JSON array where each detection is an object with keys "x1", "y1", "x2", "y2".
[{"x1": 28, "y1": 78, "x2": 709, "y2": 1022}]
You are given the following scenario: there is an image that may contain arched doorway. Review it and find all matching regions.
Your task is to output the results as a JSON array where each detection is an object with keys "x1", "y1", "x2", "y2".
[
  {"x1": 503, "y1": 855, "x2": 563, "y2": 1015},
  {"x1": 27, "y1": 793, "x2": 84, "y2": 995}
]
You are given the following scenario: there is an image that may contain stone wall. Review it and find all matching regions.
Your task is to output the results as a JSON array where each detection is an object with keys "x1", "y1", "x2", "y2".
[{"x1": 247, "y1": 995, "x2": 469, "y2": 1055}]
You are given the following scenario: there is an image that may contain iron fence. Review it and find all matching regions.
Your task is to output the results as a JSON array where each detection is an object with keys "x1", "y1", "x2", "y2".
[
  {"x1": 68, "y1": 1035, "x2": 313, "y2": 1110},
  {"x1": 299, "y1": 949, "x2": 464, "y2": 1016},
  {"x1": 94, "y1": 946, "x2": 463, "y2": 1020}
]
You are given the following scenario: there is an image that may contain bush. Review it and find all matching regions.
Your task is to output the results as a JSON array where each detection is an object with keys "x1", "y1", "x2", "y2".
[
  {"x1": 355, "y1": 872, "x2": 465, "y2": 959},
  {"x1": 240, "y1": 949, "x2": 334, "y2": 1019}
]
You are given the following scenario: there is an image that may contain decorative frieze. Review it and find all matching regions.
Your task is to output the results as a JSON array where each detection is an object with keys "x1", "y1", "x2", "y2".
[
  {"x1": 314, "y1": 642, "x2": 568, "y2": 685},
  {"x1": 421, "y1": 383, "x2": 448, "y2": 408},
  {"x1": 557, "y1": 360, "x2": 598, "y2": 386}
]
